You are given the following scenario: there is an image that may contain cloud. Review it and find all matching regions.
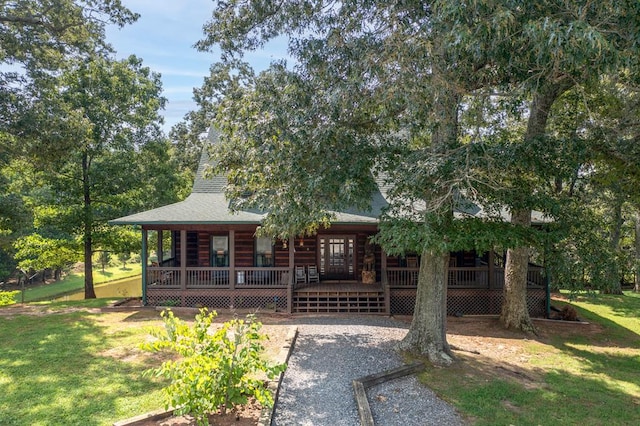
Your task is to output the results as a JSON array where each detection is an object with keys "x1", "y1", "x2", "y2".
[{"x1": 107, "y1": 0, "x2": 293, "y2": 134}]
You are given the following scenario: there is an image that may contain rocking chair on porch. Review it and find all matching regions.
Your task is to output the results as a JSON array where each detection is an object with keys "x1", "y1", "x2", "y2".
[
  {"x1": 307, "y1": 265, "x2": 320, "y2": 283},
  {"x1": 295, "y1": 266, "x2": 307, "y2": 284}
]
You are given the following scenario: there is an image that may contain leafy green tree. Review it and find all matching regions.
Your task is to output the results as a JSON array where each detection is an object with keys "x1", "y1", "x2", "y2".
[
  {"x1": 1, "y1": 0, "x2": 138, "y2": 281},
  {"x1": 194, "y1": 0, "x2": 512, "y2": 364},
  {"x1": 21, "y1": 55, "x2": 165, "y2": 298},
  {"x1": 540, "y1": 78, "x2": 640, "y2": 294},
  {"x1": 13, "y1": 233, "x2": 79, "y2": 275},
  {"x1": 194, "y1": 1, "x2": 640, "y2": 358},
  {"x1": 0, "y1": 154, "x2": 30, "y2": 280},
  {"x1": 0, "y1": 0, "x2": 139, "y2": 157},
  {"x1": 443, "y1": 0, "x2": 640, "y2": 330}
]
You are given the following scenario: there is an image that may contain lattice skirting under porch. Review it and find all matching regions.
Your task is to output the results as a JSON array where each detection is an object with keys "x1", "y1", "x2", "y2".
[
  {"x1": 146, "y1": 288, "x2": 289, "y2": 312},
  {"x1": 147, "y1": 287, "x2": 547, "y2": 317},
  {"x1": 389, "y1": 288, "x2": 546, "y2": 317}
]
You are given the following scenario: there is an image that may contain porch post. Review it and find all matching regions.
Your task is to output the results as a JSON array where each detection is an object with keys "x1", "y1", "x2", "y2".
[
  {"x1": 288, "y1": 236, "x2": 294, "y2": 314},
  {"x1": 381, "y1": 248, "x2": 390, "y2": 314},
  {"x1": 157, "y1": 230, "x2": 163, "y2": 265},
  {"x1": 488, "y1": 250, "x2": 495, "y2": 289},
  {"x1": 141, "y1": 228, "x2": 148, "y2": 306},
  {"x1": 180, "y1": 230, "x2": 187, "y2": 296},
  {"x1": 229, "y1": 230, "x2": 235, "y2": 290},
  {"x1": 381, "y1": 248, "x2": 388, "y2": 285}
]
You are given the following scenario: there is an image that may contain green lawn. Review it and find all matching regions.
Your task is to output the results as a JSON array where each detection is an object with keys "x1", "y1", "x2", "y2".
[
  {"x1": 14, "y1": 263, "x2": 142, "y2": 302},
  {"x1": 0, "y1": 300, "x2": 166, "y2": 425},
  {"x1": 418, "y1": 291, "x2": 640, "y2": 425},
  {"x1": 1, "y1": 292, "x2": 638, "y2": 425}
]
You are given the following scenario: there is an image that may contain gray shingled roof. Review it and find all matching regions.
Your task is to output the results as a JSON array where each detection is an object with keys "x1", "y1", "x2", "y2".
[
  {"x1": 110, "y1": 130, "x2": 549, "y2": 227},
  {"x1": 191, "y1": 130, "x2": 227, "y2": 194},
  {"x1": 110, "y1": 130, "x2": 386, "y2": 226}
]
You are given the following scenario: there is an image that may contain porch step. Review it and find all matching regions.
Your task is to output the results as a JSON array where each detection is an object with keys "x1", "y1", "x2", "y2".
[{"x1": 293, "y1": 290, "x2": 386, "y2": 314}]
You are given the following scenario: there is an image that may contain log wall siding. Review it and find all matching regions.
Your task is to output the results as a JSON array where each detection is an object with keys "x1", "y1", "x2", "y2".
[
  {"x1": 198, "y1": 232, "x2": 210, "y2": 266},
  {"x1": 172, "y1": 231, "x2": 200, "y2": 266},
  {"x1": 385, "y1": 256, "x2": 401, "y2": 268},
  {"x1": 293, "y1": 236, "x2": 317, "y2": 267},
  {"x1": 234, "y1": 231, "x2": 255, "y2": 267},
  {"x1": 274, "y1": 240, "x2": 289, "y2": 268},
  {"x1": 231, "y1": 231, "x2": 290, "y2": 267},
  {"x1": 165, "y1": 225, "x2": 383, "y2": 271}
]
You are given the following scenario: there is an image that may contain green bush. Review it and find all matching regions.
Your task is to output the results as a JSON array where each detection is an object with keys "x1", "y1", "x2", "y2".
[
  {"x1": 0, "y1": 290, "x2": 20, "y2": 306},
  {"x1": 141, "y1": 309, "x2": 286, "y2": 425}
]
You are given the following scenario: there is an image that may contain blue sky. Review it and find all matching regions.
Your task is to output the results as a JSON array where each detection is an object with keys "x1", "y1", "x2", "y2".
[{"x1": 106, "y1": 0, "x2": 288, "y2": 133}]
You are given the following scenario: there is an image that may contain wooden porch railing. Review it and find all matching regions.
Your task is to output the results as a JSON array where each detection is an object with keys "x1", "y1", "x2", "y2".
[
  {"x1": 386, "y1": 268, "x2": 419, "y2": 287},
  {"x1": 147, "y1": 267, "x2": 182, "y2": 288},
  {"x1": 448, "y1": 267, "x2": 489, "y2": 288},
  {"x1": 386, "y1": 266, "x2": 545, "y2": 289},
  {"x1": 147, "y1": 266, "x2": 292, "y2": 289},
  {"x1": 147, "y1": 265, "x2": 545, "y2": 290},
  {"x1": 235, "y1": 267, "x2": 291, "y2": 288}
]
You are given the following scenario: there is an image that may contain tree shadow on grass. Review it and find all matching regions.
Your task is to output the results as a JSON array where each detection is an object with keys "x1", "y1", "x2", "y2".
[
  {"x1": 0, "y1": 311, "x2": 163, "y2": 426},
  {"x1": 432, "y1": 295, "x2": 640, "y2": 425},
  {"x1": 433, "y1": 354, "x2": 640, "y2": 426},
  {"x1": 573, "y1": 292, "x2": 640, "y2": 320},
  {"x1": 548, "y1": 298, "x2": 640, "y2": 349},
  {"x1": 96, "y1": 270, "x2": 114, "y2": 278}
]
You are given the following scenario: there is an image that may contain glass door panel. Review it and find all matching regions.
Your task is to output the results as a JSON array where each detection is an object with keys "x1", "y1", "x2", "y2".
[{"x1": 319, "y1": 236, "x2": 355, "y2": 279}]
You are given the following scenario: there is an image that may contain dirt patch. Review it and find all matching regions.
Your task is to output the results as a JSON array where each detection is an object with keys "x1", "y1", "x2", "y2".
[
  {"x1": 0, "y1": 303, "x2": 103, "y2": 317},
  {"x1": 134, "y1": 400, "x2": 263, "y2": 426},
  {"x1": 441, "y1": 315, "x2": 602, "y2": 388}
]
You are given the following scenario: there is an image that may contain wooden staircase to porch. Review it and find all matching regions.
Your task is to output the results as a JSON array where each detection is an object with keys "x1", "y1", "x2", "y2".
[{"x1": 293, "y1": 282, "x2": 386, "y2": 314}]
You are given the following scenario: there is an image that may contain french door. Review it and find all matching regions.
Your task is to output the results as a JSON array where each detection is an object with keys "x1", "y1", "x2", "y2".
[{"x1": 319, "y1": 236, "x2": 355, "y2": 280}]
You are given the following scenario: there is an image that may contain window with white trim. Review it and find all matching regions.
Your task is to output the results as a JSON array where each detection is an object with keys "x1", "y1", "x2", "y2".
[
  {"x1": 255, "y1": 237, "x2": 274, "y2": 267},
  {"x1": 211, "y1": 235, "x2": 229, "y2": 267}
]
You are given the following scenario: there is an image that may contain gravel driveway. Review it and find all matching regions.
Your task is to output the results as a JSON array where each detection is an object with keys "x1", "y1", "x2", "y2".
[{"x1": 272, "y1": 316, "x2": 465, "y2": 426}]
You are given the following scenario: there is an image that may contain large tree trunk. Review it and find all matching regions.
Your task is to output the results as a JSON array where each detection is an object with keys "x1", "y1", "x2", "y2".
[
  {"x1": 603, "y1": 197, "x2": 624, "y2": 294},
  {"x1": 501, "y1": 80, "x2": 572, "y2": 332},
  {"x1": 83, "y1": 152, "x2": 96, "y2": 299},
  {"x1": 635, "y1": 210, "x2": 640, "y2": 293},
  {"x1": 397, "y1": 250, "x2": 453, "y2": 366},
  {"x1": 84, "y1": 233, "x2": 96, "y2": 299},
  {"x1": 396, "y1": 58, "x2": 457, "y2": 365},
  {"x1": 501, "y1": 208, "x2": 535, "y2": 332}
]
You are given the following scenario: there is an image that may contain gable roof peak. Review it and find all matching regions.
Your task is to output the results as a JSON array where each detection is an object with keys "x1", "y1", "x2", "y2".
[{"x1": 191, "y1": 128, "x2": 227, "y2": 194}]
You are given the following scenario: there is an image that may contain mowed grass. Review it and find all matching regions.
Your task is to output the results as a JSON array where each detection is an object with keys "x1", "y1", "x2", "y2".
[
  {"x1": 14, "y1": 263, "x2": 142, "y2": 302},
  {"x1": 418, "y1": 292, "x2": 640, "y2": 425},
  {"x1": 0, "y1": 301, "x2": 290, "y2": 426},
  {"x1": 0, "y1": 300, "x2": 166, "y2": 425},
  {"x1": 1, "y1": 293, "x2": 638, "y2": 425}
]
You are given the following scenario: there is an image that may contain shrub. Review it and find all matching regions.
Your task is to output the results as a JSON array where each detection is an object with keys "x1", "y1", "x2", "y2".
[
  {"x1": 141, "y1": 309, "x2": 286, "y2": 425},
  {"x1": 560, "y1": 305, "x2": 579, "y2": 321},
  {"x1": 0, "y1": 290, "x2": 19, "y2": 307}
]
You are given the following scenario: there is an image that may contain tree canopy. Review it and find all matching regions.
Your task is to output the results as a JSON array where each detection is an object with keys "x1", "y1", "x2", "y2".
[{"x1": 184, "y1": 0, "x2": 640, "y2": 363}]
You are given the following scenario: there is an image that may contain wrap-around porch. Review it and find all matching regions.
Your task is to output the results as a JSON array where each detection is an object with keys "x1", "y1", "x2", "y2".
[{"x1": 141, "y1": 226, "x2": 547, "y2": 316}]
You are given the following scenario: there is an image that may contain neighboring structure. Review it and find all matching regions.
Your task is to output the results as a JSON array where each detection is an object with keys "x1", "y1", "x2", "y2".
[{"x1": 111, "y1": 137, "x2": 548, "y2": 316}]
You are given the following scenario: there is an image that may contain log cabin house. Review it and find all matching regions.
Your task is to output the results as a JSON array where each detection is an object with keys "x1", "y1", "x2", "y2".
[{"x1": 111, "y1": 140, "x2": 548, "y2": 317}]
